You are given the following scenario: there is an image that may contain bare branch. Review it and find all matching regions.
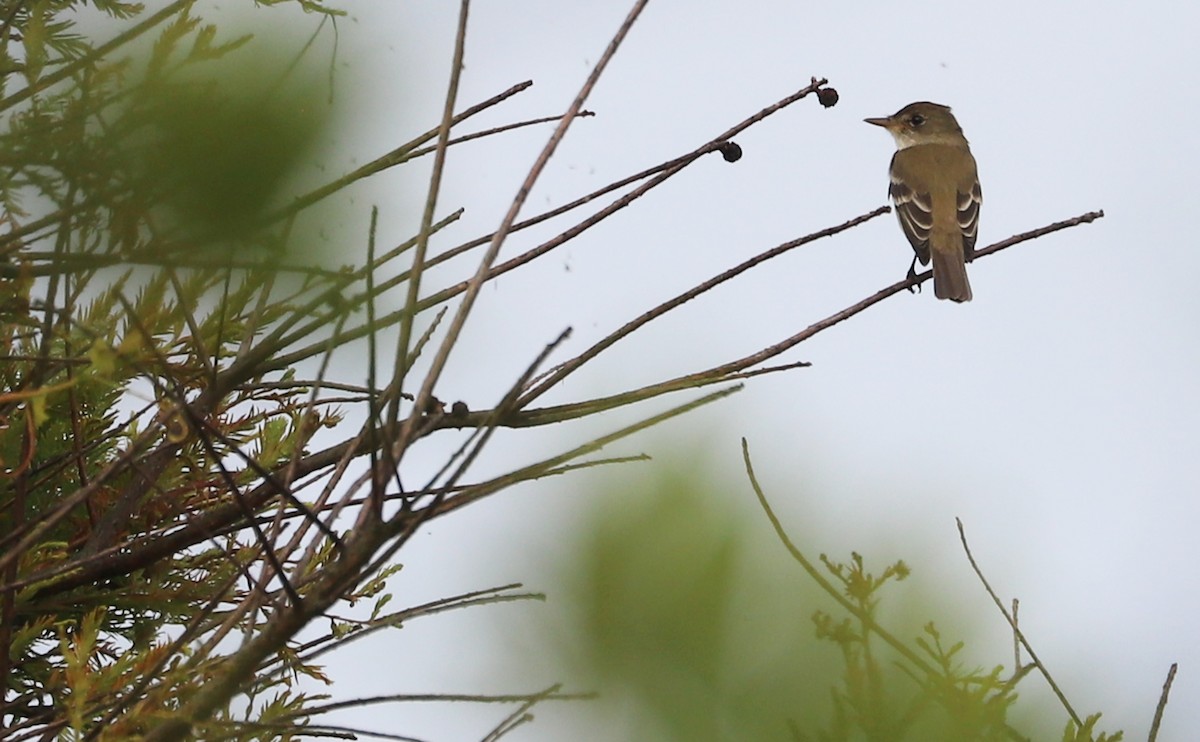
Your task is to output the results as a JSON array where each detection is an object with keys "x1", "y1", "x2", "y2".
[
  {"x1": 1148, "y1": 663, "x2": 1177, "y2": 742},
  {"x1": 956, "y1": 517, "x2": 1082, "y2": 727}
]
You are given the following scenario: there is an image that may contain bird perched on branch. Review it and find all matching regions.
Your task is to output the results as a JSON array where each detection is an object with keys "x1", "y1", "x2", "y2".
[{"x1": 865, "y1": 101, "x2": 981, "y2": 302}]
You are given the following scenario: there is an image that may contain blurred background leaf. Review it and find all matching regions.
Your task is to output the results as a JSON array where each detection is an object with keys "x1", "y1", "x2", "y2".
[
  {"x1": 521, "y1": 449, "x2": 1073, "y2": 741},
  {"x1": 113, "y1": 37, "x2": 332, "y2": 250}
]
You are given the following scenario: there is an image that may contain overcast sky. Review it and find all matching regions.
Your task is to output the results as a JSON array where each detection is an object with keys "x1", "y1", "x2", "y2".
[{"x1": 234, "y1": 1, "x2": 1199, "y2": 739}]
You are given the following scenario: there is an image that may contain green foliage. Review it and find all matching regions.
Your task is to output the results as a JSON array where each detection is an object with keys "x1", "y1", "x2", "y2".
[
  {"x1": 1063, "y1": 714, "x2": 1123, "y2": 742},
  {"x1": 0, "y1": 3, "x2": 349, "y2": 738},
  {"x1": 547, "y1": 461, "x2": 1123, "y2": 742},
  {"x1": 115, "y1": 45, "x2": 330, "y2": 243}
]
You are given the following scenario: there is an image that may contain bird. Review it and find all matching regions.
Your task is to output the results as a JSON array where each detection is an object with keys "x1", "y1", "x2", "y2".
[{"x1": 865, "y1": 101, "x2": 981, "y2": 302}]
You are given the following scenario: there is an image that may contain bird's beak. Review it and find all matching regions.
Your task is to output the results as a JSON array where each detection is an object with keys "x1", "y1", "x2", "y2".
[{"x1": 863, "y1": 116, "x2": 893, "y2": 129}]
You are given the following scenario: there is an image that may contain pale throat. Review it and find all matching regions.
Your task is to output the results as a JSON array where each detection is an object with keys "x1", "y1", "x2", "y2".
[{"x1": 889, "y1": 129, "x2": 969, "y2": 150}]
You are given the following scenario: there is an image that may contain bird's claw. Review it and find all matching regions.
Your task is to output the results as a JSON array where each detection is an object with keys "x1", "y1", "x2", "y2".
[{"x1": 906, "y1": 258, "x2": 921, "y2": 294}]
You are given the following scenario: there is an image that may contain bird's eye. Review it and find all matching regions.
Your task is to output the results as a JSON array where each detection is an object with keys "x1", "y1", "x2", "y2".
[{"x1": 909, "y1": 114, "x2": 925, "y2": 126}]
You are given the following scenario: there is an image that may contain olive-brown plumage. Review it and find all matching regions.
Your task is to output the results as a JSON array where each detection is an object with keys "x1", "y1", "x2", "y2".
[{"x1": 865, "y1": 102, "x2": 981, "y2": 302}]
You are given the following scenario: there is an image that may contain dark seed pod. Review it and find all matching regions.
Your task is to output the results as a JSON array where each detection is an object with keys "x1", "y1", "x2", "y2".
[
  {"x1": 718, "y1": 141, "x2": 742, "y2": 162},
  {"x1": 817, "y1": 87, "x2": 839, "y2": 108}
]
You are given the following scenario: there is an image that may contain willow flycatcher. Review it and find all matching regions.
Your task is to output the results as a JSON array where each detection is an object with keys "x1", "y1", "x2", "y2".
[{"x1": 865, "y1": 101, "x2": 981, "y2": 302}]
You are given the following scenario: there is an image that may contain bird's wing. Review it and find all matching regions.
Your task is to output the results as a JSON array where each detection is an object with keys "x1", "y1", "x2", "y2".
[
  {"x1": 958, "y1": 179, "x2": 982, "y2": 255},
  {"x1": 889, "y1": 177, "x2": 932, "y2": 265}
]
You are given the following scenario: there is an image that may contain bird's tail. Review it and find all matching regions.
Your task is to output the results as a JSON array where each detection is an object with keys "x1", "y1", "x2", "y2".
[{"x1": 930, "y1": 234, "x2": 972, "y2": 302}]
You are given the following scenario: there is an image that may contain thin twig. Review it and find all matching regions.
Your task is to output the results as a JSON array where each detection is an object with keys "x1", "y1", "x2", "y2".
[
  {"x1": 290, "y1": 584, "x2": 544, "y2": 669},
  {"x1": 267, "y1": 81, "x2": 534, "y2": 224},
  {"x1": 405, "y1": 110, "x2": 596, "y2": 159},
  {"x1": 482, "y1": 686, "x2": 562, "y2": 742},
  {"x1": 390, "y1": 0, "x2": 472, "y2": 431},
  {"x1": 414, "y1": 138, "x2": 728, "y2": 275},
  {"x1": 299, "y1": 689, "x2": 593, "y2": 718},
  {"x1": 367, "y1": 207, "x2": 384, "y2": 521},
  {"x1": 519, "y1": 205, "x2": 888, "y2": 407},
  {"x1": 956, "y1": 517, "x2": 1082, "y2": 727},
  {"x1": 743, "y1": 439, "x2": 940, "y2": 678},
  {"x1": 203, "y1": 720, "x2": 422, "y2": 742},
  {"x1": 1012, "y1": 598, "x2": 1021, "y2": 672},
  {"x1": 395, "y1": 0, "x2": 652, "y2": 458},
  {"x1": 1148, "y1": 662, "x2": 1177, "y2": 742},
  {"x1": 970, "y1": 210, "x2": 1104, "y2": 262}
]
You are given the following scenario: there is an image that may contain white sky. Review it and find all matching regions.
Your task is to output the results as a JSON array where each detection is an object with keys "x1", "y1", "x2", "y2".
[{"x1": 226, "y1": 1, "x2": 1199, "y2": 739}]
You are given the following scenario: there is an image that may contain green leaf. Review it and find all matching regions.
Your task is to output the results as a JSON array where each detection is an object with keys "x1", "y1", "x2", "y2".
[{"x1": 22, "y1": 1, "x2": 48, "y2": 83}]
